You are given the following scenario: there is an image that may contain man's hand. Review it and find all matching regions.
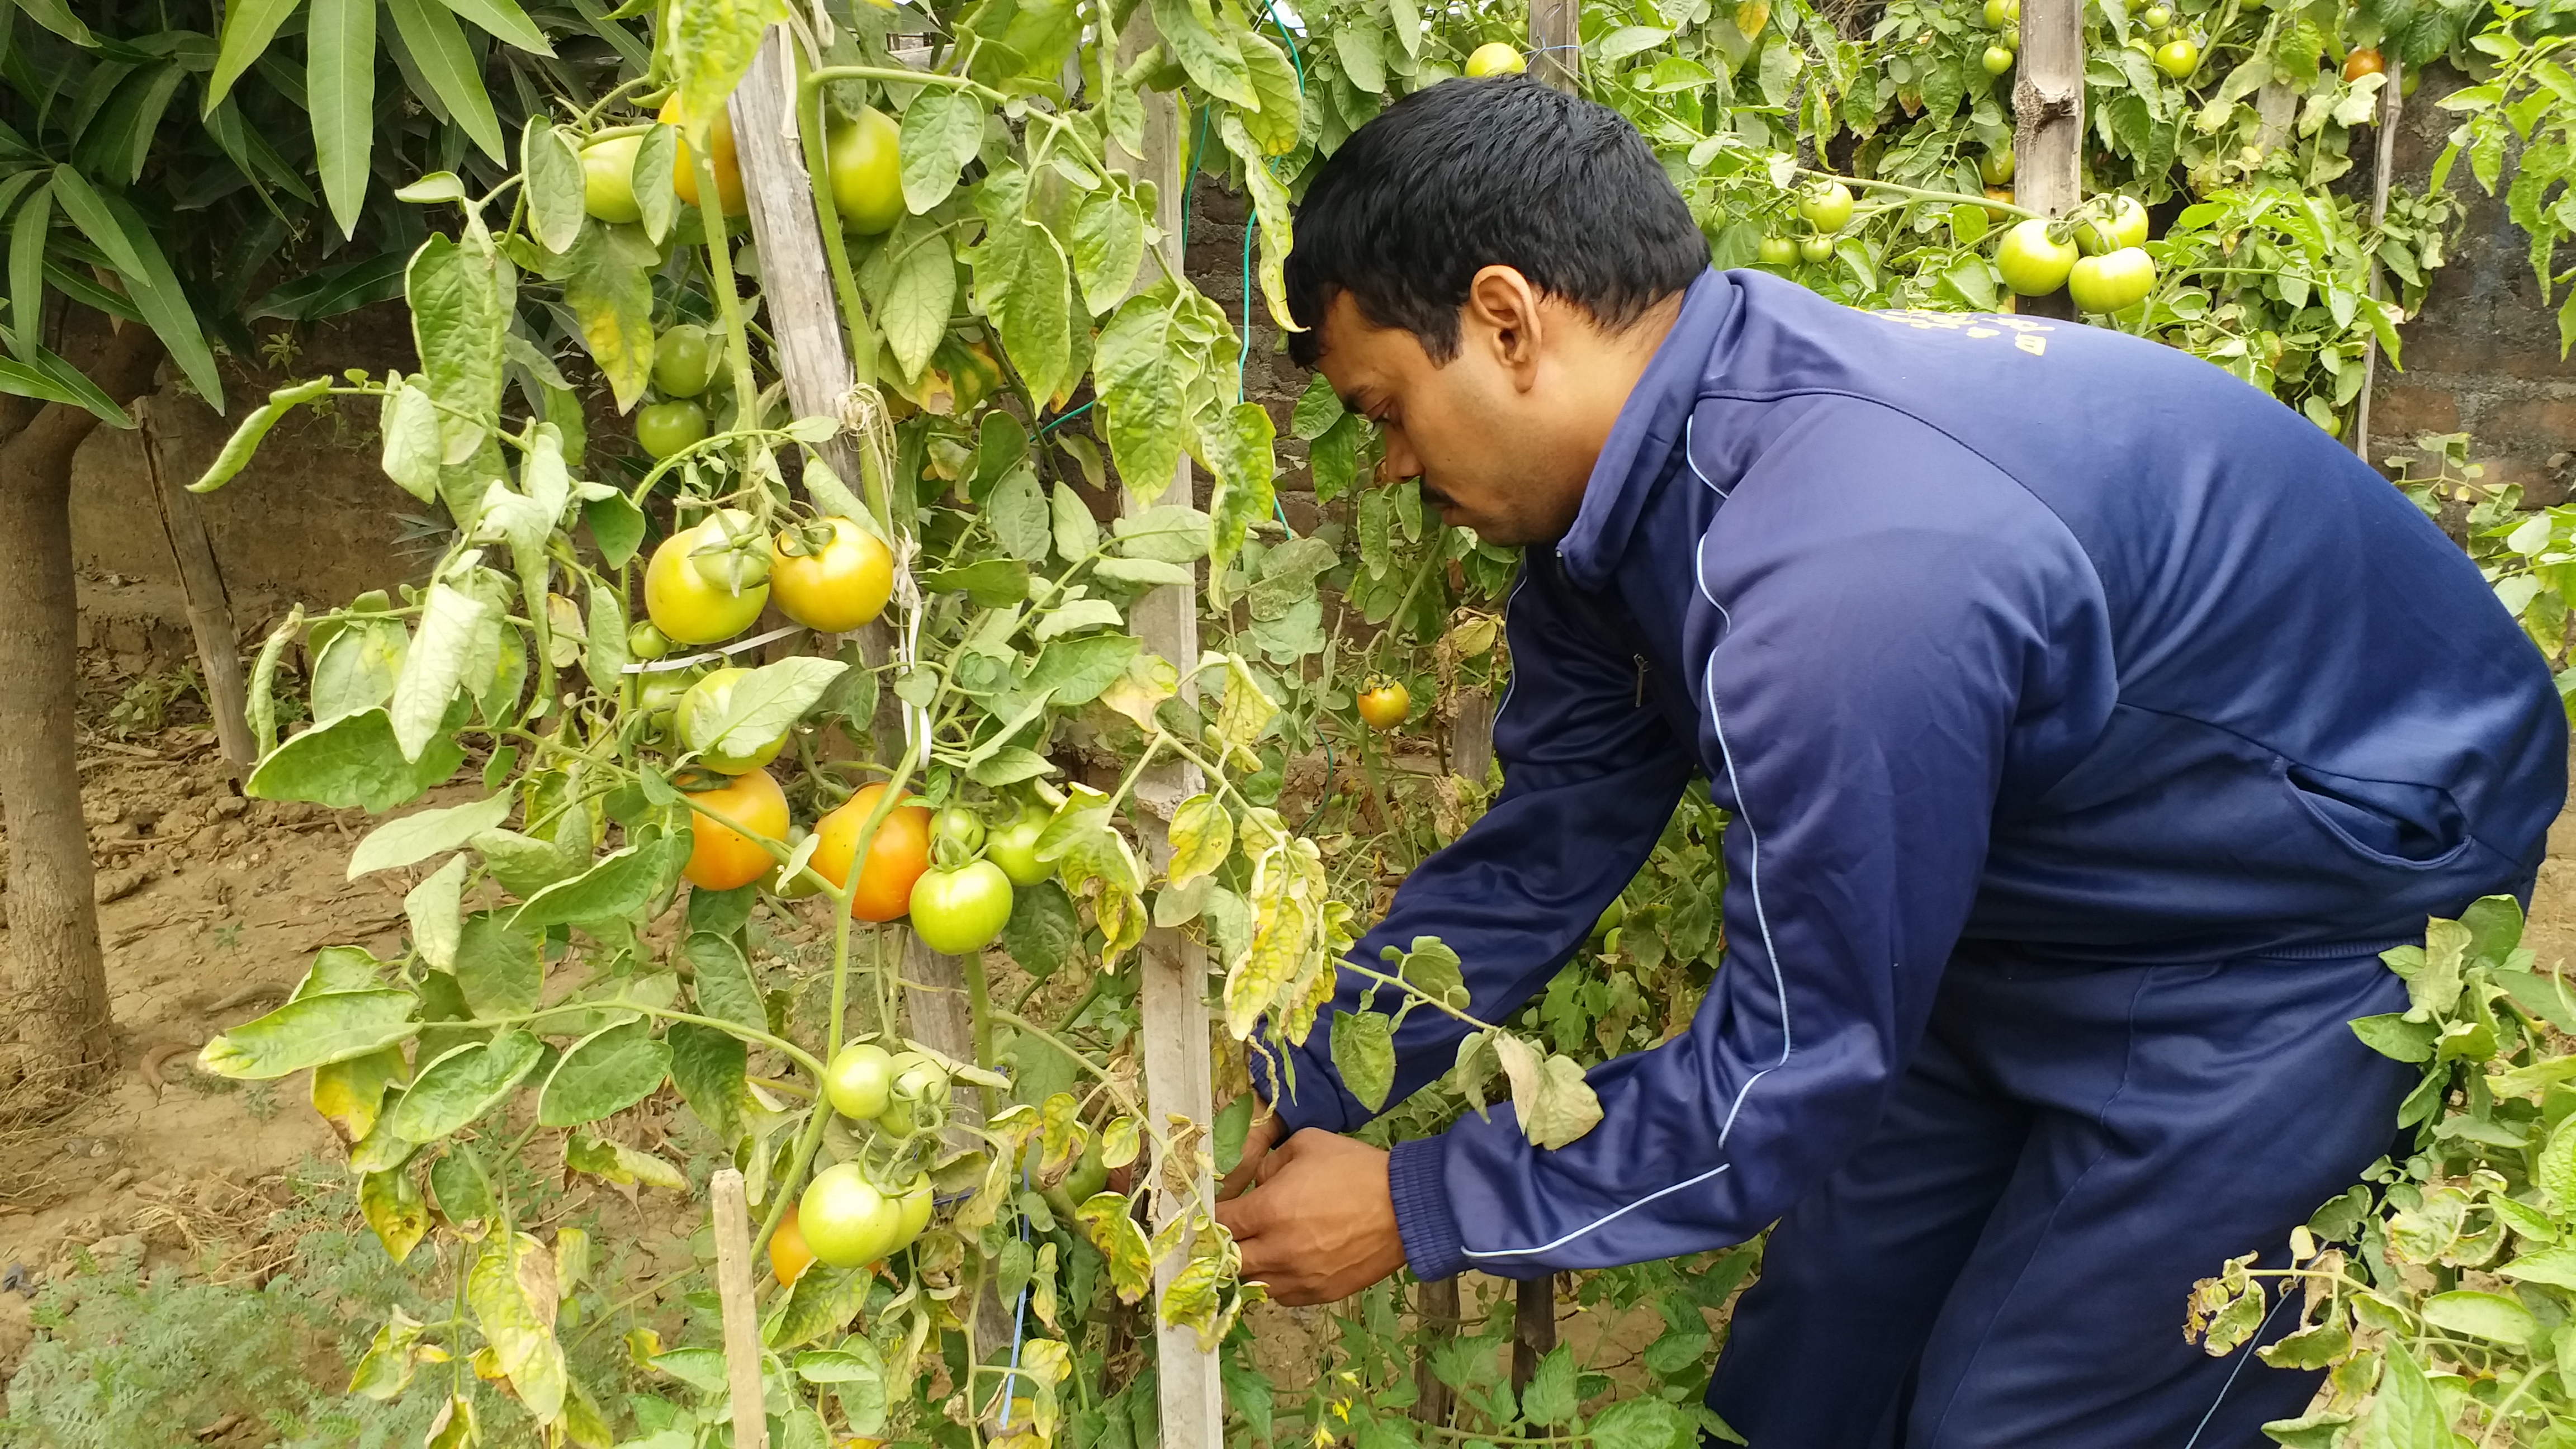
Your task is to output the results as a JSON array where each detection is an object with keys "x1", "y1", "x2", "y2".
[
  {"x1": 1219, "y1": 1106, "x2": 1283, "y2": 1200},
  {"x1": 1213, "y1": 1129, "x2": 1409, "y2": 1306}
]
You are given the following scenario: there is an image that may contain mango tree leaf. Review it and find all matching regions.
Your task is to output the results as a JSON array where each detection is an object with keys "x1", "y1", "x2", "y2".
[
  {"x1": 206, "y1": 0, "x2": 296, "y2": 107},
  {"x1": 351, "y1": 794, "x2": 513, "y2": 877},
  {"x1": 383, "y1": 0, "x2": 507, "y2": 160},
  {"x1": 537, "y1": 1019, "x2": 671, "y2": 1126},
  {"x1": 199, "y1": 989, "x2": 419, "y2": 1079},
  {"x1": 438, "y1": 0, "x2": 553, "y2": 52},
  {"x1": 249, "y1": 708, "x2": 465, "y2": 811},
  {"x1": 306, "y1": 0, "x2": 377, "y2": 236},
  {"x1": 48, "y1": 169, "x2": 222, "y2": 409},
  {"x1": 468, "y1": 1232, "x2": 567, "y2": 1422},
  {"x1": 385, "y1": 1031, "x2": 545, "y2": 1140}
]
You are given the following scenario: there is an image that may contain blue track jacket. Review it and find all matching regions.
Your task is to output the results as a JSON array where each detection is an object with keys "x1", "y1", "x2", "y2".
[{"x1": 1264, "y1": 268, "x2": 2567, "y2": 1283}]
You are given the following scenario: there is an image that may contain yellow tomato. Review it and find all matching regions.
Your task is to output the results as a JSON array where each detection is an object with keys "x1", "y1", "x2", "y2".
[
  {"x1": 1464, "y1": 42, "x2": 1526, "y2": 75},
  {"x1": 645, "y1": 512, "x2": 769, "y2": 645},
  {"x1": 770, "y1": 517, "x2": 894, "y2": 632},
  {"x1": 660, "y1": 96, "x2": 746, "y2": 217}
]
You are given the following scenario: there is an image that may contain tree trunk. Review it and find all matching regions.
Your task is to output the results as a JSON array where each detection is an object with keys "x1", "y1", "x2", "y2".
[{"x1": 0, "y1": 316, "x2": 164, "y2": 1105}]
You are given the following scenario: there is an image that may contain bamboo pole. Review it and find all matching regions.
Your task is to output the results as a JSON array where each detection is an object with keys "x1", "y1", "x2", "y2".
[
  {"x1": 136, "y1": 399, "x2": 255, "y2": 770},
  {"x1": 1113, "y1": 15, "x2": 1224, "y2": 1445},
  {"x1": 1530, "y1": 0, "x2": 1580, "y2": 92},
  {"x1": 2011, "y1": 0, "x2": 2083, "y2": 321},
  {"x1": 710, "y1": 1168, "x2": 770, "y2": 1449}
]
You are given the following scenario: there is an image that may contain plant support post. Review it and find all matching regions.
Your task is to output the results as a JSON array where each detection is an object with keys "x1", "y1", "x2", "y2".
[
  {"x1": 2011, "y1": 0, "x2": 2083, "y2": 321},
  {"x1": 1116, "y1": 15, "x2": 1225, "y2": 1445},
  {"x1": 711, "y1": 1168, "x2": 770, "y2": 1449},
  {"x1": 2351, "y1": 57, "x2": 2403, "y2": 462}
]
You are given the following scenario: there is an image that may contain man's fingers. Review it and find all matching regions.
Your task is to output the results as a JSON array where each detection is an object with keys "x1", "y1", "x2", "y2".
[
  {"x1": 1219, "y1": 1109, "x2": 1282, "y2": 1200},
  {"x1": 1255, "y1": 1126, "x2": 1322, "y2": 1186}
]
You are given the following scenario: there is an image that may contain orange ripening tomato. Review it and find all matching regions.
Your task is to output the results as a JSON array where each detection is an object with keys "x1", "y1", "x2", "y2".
[
  {"x1": 2342, "y1": 47, "x2": 2385, "y2": 81},
  {"x1": 683, "y1": 766, "x2": 789, "y2": 891},
  {"x1": 813, "y1": 783, "x2": 934, "y2": 922},
  {"x1": 769, "y1": 1202, "x2": 817, "y2": 1287},
  {"x1": 660, "y1": 96, "x2": 746, "y2": 217}
]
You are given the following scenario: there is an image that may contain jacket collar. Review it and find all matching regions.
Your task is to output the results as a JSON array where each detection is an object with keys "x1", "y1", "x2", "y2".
[{"x1": 1555, "y1": 268, "x2": 1738, "y2": 591}]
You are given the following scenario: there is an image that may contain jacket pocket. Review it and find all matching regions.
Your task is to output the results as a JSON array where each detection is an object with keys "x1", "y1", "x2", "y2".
[{"x1": 2285, "y1": 761, "x2": 2471, "y2": 870}]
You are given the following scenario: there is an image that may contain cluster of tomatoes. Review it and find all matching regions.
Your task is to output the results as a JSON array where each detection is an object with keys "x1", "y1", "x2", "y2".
[
  {"x1": 1981, "y1": 0, "x2": 2021, "y2": 75},
  {"x1": 1995, "y1": 193, "x2": 2159, "y2": 315},
  {"x1": 634, "y1": 499, "x2": 1049, "y2": 953},
  {"x1": 576, "y1": 92, "x2": 906, "y2": 461},
  {"x1": 1756, "y1": 179, "x2": 1858, "y2": 269},
  {"x1": 769, "y1": 1043, "x2": 954, "y2": 1282}
]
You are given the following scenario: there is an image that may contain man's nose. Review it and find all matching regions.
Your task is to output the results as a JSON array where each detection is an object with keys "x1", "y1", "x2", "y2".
[{"x1": 1375, "y1": 430, "x2": 1423, "y2": 484}]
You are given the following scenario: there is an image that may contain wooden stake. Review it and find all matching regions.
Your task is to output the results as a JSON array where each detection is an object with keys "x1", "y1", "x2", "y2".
[
  {"x1": 1414, "y1": 1275, "x2": 1460, "y2": 1426},
  {"x1": 1528, "y1": 0, "x2": 1580, "y2": 92},
  {"x1": 726, "y1": 32, "x2": 978, "y2": 1096},
  {"x1": 2351, "y1": 58, "x2": 2403, "y2": 463},
  {"x1": 2010, "y1": 0, "x2": 2083, "y2": 321},
  {"x1": 136, "y1": 399, "x2": 254, "y2": 770},
  {"x1": 1113, "y1": 16, "x2": 1223, "y2": 1445},
  {"x1": 710, "y1": 1168, "x2": 770, "y2": 1449}
]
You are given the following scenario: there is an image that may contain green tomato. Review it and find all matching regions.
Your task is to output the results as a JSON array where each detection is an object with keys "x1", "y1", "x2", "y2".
[
  {"x1": 2155, "y1": 37, "x2": 2200, "y2": 77},
  {"x1": 1756, "y1": 234, "x2": 1800, "y2": 267},
  {"x1": 1591, "y1": 897, "x2": 1628, "y2": 939},
  {"x1": 1061, "y1": 1138, "x2": 1110, "y2": 1201},
  {"x1": 581, "y1": 135, "x2": 645, "y2": 224},
  {"x1": 688, "y1": 509, "x2": 771, "y2": 595},
  {"x1": 1995, "y1": 218, "x2": 2078, "y2": 295},
  {"x1": 799, "y1": 1162, "x2": 906, "y2": 1268},
  {"x1": 1799, "y1": 234, "x2": 1836, "y2": 264},
  {"x1": 652, "y1": 324, "x2": 719, "y2": 399},
  {"x1": 1982, "y1": 44, "x2": 2015, "y2": 73},
  {"x1": 910, "y1": 861, "x2": 1015, "y2": 956},
  {"x1": 983, "y1": 812, "x2": 1051, "y2": 887},
  {"x1": 1796, "y1": 181, "x2": 1854, "y2": 234},
  {"x1": 1464, "y1": 41, "x2": 1526, "y2": 75},
  {"x1": 892, "y1": 1175, "x2": 935, "y2": 1249},
  {"x1": 874, "y1": 1053, "x2": 953, "y2": 1140},
  {"x1": 635, "y1": 399, "x2": 709, "y2": 460},
  {"x1": 627, "y1": 621, "x2": 671, "y2": 660},
  {"x1": 2073, "y1": 195, "x2": 2150, "y2": 255},
  {"x1": 1982, "y1": 0, "x2": 2018, "y2": 25},
  {"x1": 2067, "y1": 246, "x2": 2157, "y2": 314},
  {"x1": 2141, "y1": 3, "x2": 2171, "y2": 25},
  {"x1": 1980, "y1": 149, "x2": 2016, "y2": 186},
  {"x1": 676, "y1": 666, "x2": 789, "y2": 774},
  {"x1": 930, "y1": 804, "x2": 986, "y2": 866},
  {"x1": 825, "y1": 1042, "x2": 896, "y2": 1120}
]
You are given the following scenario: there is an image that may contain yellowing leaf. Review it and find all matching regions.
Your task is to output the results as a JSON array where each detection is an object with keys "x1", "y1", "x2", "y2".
[
  {"x1": 1166, "y1": 793, "x2": 1233, "y2": 887},
  {"x1": 468, "y1": 1232, "x2": 567, "y2": 1422},
  {"x1": 313, "y1": 1044, "x2": 409, "y2": 1143},
  {"x1": 359, "y1": 1165, "x2": 429, "y2": 1265}
]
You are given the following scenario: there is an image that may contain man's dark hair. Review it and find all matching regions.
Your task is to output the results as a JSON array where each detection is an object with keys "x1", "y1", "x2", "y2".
[{"x1": 1284, "y1": 76, "x2": 1708, "y2": 368}]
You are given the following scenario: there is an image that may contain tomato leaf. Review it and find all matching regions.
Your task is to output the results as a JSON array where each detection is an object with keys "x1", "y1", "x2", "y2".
[
  {"x1": 766, "y1": 1265, "x2": 873, "y2": 1350},
  {"x1": 1330, "y1": 1010, "x2": 1396, "y2": 1113},
  {"x1": 898, "y1": 87, "x2": 984, "y2": 215},
  {"x1": 879, "y1": 221, "x2": 955, "y2": 382},
  {"x1": 665, "y1": 1021, "x2": 747, "y2": 1140},
  {"x1": 311, "y1": 615, "x2": 408, "y2": 725},
  {"x1": 391, "y1": 579, "x2": 495, "y2": 762},
  {"x1": 1000, "y1": 879, "x2": 1081, "y2": 981},
  {"x1": 1236, "y1": 29, "x2": 1303, "y2": 155},
  {"x1": 1149, "y1": 0, "x2": 1253, "y2": 105},
  {"x1": 249, "y1": 708, "x2": 465, "y2": 811},
  {"x1": 538, "y1": 1019, "x2": 672, "y2": 1126},
  {"x1": 378, "y1": 377, "x2": 443, "y2": 503},
  {"x1": 565, "y1": 1129, "x2": 689, "y2": 1190},
  {"x1": 1112, "y1": 504, "x2": 1213, "y2": 562},
  {"x1": 683, "y1": 929, "x2": 765, "y2": 1033},
  {"x1": 523, "y1": 117, "x2": 589, "y2": 253},
  {"x1": 452, "y1": 911, "x2": 542, "y2": 1016},
  {"x1": 1093, "y1": 296, "x2": 1188, "y2": 497},
  {"x1": 350, "y1": 793, "x2": 514, "y2": 878},
  {"x1": 1166, "y1": 793, "x2": 1233, "y2": 887},
  {"x1": 510, "y1": 828, "x2": 686, "y2": 931},
  {"x1": 408, "y1": 233, "x2": 506, "y2": 462},
  {"x1": 1491, "y1": 1033, "x2": 1604, "y2": 1150},
  {"x1": 1071, "y1": 188, "x2": 1145, "y2": 316},
  {"x1": 1199, "y1": 399, "x2": 1277, "y2": 575},
  {"x1": 200, "y1": 988, "x2": 419, "y2": 1080},
  {"x1": 312, "y1": 1045, "x2": 409, "y2": 1144},
  {"x1": 1584, "y1": 1399, "x2": 1684, "y2": 1449},
  {"x1": 468, "y1": 1232, "x2": 567, "y2": 1422},
  {"x1": 387, "y1": 1031, "x2": 545, "y2": 1139},
  {"x1": 687, "y1": 655, "x2": 849, "y2": 761},
  {"x1": 359, "y1": 1166, "x2": 430, "y2": 1266},
  {"x1": 560, "y1": 222, "x2": 657, "y2": 413}
]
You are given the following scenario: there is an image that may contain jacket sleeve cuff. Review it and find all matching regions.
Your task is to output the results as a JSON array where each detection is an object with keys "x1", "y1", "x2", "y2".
[{"x1": 1388, "y1": 1137, "x2": 1467, "y2": 1282}]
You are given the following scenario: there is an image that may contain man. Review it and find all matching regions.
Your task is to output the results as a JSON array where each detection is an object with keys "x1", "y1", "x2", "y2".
[{"x1": 1209, "y1": 76, "x2": 2567, "y2": 1446}]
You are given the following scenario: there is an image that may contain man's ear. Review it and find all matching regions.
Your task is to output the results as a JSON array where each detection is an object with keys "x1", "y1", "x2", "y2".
[{"x1": 1461, "y1": 265, "x2": 1546, "y2": 389}]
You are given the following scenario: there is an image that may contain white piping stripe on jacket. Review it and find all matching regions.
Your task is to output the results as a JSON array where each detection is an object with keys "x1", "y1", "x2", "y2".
[{"x1": 1456, "y1": 418, "x2": 1796, "y2": 1265}]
